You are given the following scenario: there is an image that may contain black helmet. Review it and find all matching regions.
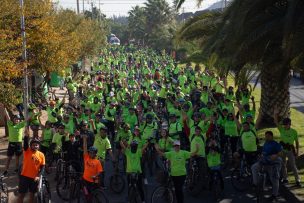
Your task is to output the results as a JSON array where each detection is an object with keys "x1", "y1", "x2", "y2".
[
  {"x1": 282, "y1": 118, "x2": 291, "y2": 125},
  {"x1": 30, "y1": 138, "x2": 41, "y2": 145},
  {"x1": 88, "y1": 146, "x2": 98, "y2": 153}
]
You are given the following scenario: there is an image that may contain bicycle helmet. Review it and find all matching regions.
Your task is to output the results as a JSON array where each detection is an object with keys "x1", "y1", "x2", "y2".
[
  {"x1": 130, "y1": 140, "x2": 138, "y2": 153},
  {"x1": 99, "y1": 124, "x2": 108, "y2": 131},
  {"x1": 30, "y1": 138, "x2": 41, "y2": 145},
  {"x1": 282, "y1": 118, "x2": 291, "y2": 125},
  {"x1": 146, "y1": 113, "x2": 153, "y2": 120},
  {"x1": 88, "y1": 146, "x2": 98, "y2": 154}
]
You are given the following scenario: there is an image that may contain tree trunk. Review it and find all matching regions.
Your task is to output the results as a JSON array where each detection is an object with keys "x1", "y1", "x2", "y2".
[{"x1": 256, "y1": 66, "x2": 290, "y2": 129}]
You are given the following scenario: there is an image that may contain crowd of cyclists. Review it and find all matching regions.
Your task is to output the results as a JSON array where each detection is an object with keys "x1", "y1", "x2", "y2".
[{"x1": 1, "y1": 45, "x2": 302, "y2": 203}]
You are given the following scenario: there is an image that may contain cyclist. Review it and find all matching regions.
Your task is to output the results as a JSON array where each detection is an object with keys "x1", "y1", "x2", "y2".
[
  {"x1": 40, "y1": 121, "x2": 55, "y2": 156},
  {"x1": 207, "y1": 141, "x2": 224, "y2": 190},
  {"x1": 2, "y1": 105, "x2": 26, "y2": 176},
  {"x1": 18, "y1": 129, "x2": 45, "y2": 203},
  {"x1": 120, "y1": 140, "x2": 148, "y2": 202},
  {"x1": 234, "y1": 121, "x2": 259, "y2": 167},
  {"x1": 158, "y1": 128, "x2": 174, "y2": 152},
  {"x1": 274, "y1": 109, "x2": 301, "y2": 187},
  {"x1": 168, "y1": 113, "x2": 183, "y2": 141},
  {"x1": 140, "y1": 113, "x2": 158, "y2": 141},
  {"x1": 82, "y1": 134, "x2": 103, "y2": 192},
  {"x1": 190, "y1": 126, "x2": 206, "y2": 170},
  {"x1": 62, "y1": 133, "x2": 82, "y2": 172},
  {"x1": 251, "y1": 131, "x2": 282, "y2": 201},
  {"x1": 155, "y1": 140, "x2": 198, "y2": 203},
  {"x1": 92, "y1": 123, "x2": 113, "y2": 187}
]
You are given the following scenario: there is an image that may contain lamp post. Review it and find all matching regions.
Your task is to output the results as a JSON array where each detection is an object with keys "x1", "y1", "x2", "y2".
[{"x1": 19, "y1": 0, "x2": 29, "y2": 123}]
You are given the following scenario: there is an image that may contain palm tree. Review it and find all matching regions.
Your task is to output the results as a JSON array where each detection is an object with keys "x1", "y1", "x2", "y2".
[{"x1": 177, "y1": 0, "x2": 304, "y2": 128}]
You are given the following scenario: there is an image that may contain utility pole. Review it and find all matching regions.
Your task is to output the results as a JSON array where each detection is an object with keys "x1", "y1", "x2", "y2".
[
  {"x1": 91, "y1": 1, "x2": 94, "y2": 19},
  {"x1": 76, "y1": 0, "x2": 80, "y2": 14},
  {"x1": 19, "y1": 0, "x2": 29, "y2": 123},
  {"x1": 182, "y1": 7, "x2": 185, "y2": 23},
  {"x1": 83, "y1": 0, "x2": 85, "y2": 13}
]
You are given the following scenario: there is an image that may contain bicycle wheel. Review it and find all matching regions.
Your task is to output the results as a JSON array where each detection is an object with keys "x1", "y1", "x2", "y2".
[
  {"x1": 55, "y1": 160, "x2": 64, "y2": 181},
  {"x1": 151, "y1": 186, "x2": 174, "y2": 203},
  {"x1": 231, "y1": 168, "x2": 251, "y2": 192},
  {"x1": 42, "y1": 184, "x2": 51, "y2": 203},
  {"x1": 91, "y1": 189, "x2": 109, "y2": 203},
  {"x1": 69, "y1": 181, "x2": 83, "y2": 203},
  {"x1": 0, "y1": 183, "x2": 9, "y2": 203},
  {"x1": 185, "y1": 170, "x2": 203, "y2": 196},
  {"x1": 57, "y1": 175, "x2": 72, "y2": 201},
  {"x1": 109, "y1": 174, "x2": 125, "y2": 194},
  {"x1": 211, "y1": 176, "x2": 223, "y2": 201},
  {"x1": 128, "y1": 186, "x2": 142, "y2": 203}
]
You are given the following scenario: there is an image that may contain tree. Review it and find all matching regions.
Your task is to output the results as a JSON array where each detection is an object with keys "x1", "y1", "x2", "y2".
[
  {"x1": 177, "y1": 0, "x2": 304, "y2": 127},
  {"x1": 0, "y1": 1, "x2": 107, "y2": 105},
  {"x1": 128, "y1": 6, "x2": 146, "y2": 44}
]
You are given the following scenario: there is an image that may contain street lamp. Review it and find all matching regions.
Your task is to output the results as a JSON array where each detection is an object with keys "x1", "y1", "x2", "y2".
[{"x1": 19, "y1": 0, "x2": 29, "y2": 123}]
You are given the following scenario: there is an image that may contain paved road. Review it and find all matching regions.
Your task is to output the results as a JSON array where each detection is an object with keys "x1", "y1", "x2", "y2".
[
  {"x1": 0, "y1": 144, "x2": 287, "y2": 203},
  {"x1": 250, "y1": 75, "x2": 304, "y2": 112}
]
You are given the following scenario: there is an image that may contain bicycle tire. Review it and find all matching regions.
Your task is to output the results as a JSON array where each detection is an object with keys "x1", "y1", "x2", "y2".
[
  {"x1": 57, "y1": 175, "x2": 72, "y2": 201},
  {"x1": 185, "y1": 169, "x2": 204, "y2": 196},
  {"x1": 91, "y1": 189, "x2": 109, "y2": 203},
  {"x1": 231, "y1": 168, "x2": 251, "y2": 192},
  {"x1": 0, "y1": 183, "x2": 9, "y2": 203},
  {"x1": 109, "y1": 174, "x2": 125, "y2": 194},
  {"x1": 151, "y1": 186, "x2": 174, "y2": 203},
  {"x1": 55, "y1": 159, "x2": 64, "y2": 181},
  {"x1": 128, "y1": 186, "x2": 142, "y2": 203},
  {"x1": 211, "y1": 175, "x2": 223, "y2": 201},
  {"x1": 68, "y1": 181, "x2": 83, "y2": 203}
]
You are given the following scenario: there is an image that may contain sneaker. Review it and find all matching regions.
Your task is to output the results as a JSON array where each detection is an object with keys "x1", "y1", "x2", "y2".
[
  {"x1": 2, "y1": 170, "x2": 8, "y2": 176},
  {"x1": 296, "y1": 181, "x2": 302, "y2": 188},
  {"x1": 266, "y1": 195, "x2": 278, "y2": 202}
]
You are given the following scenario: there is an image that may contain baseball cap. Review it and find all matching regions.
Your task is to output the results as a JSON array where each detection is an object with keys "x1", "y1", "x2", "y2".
[{"x1": 173, "y1": 140, "x2": 181, "y2": 146}]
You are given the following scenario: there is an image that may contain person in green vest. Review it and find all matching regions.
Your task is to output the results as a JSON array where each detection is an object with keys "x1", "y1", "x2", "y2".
[
  {"x1": 234, "y1": 122, "x2": 259, "y2": 167},
  {"x1": 2, "y1": 106, "x2": 26, "y2": 176},
  {"x1": 168, "y1": 113, "x2": 183, "y2": 141},
  {"x1": 120, "y1": 140, "x2": 149, "y2": 202},
  {"x1": 155, "y1": 140, "x2": 198, "y2": 203},
  {"x1": 274, "y1": 109, "x2": 301, "y2": 187},
  {"x1": 206, "y1": 141, "x2": 224, "y2": 190}
]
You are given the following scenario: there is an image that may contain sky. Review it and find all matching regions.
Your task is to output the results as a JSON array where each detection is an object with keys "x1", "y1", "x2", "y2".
[{"x1": 55, "y1": 0, "x2": 221, "y2": 17}]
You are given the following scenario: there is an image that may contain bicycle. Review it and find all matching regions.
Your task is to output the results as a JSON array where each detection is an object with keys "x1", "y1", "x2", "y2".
[
  {"x1": 0, "y1": 175, "x2": 9, "y2": 203},
  {"x1": 209, "y1": 167, "x2": 223, "y2": 201},
  {"x1": 109, "y1": 160, "x2": 126, "y2": 194},
  {"x1": 69, "y1": 176, "x2": 109, "y2": 203},
  {"x1": 55, "y1": 151, "x2": 67, "y2": 181},
  {"x1": 151, "y1": 159, "x2": 175, "y2": 203},
  {"x1": 36, "y1": 173, "x2": 51, "y2": 203},
  {"x1": 56, "y1": 165, "x2": 80, "y2": 201},
  {"x1": 185, "y1": 157, "x2": 205, "y2": 196},
  {"x1": 128, "y1": 173, "x2": 142, "y2": 203},
  {"x1": 231, "y1": 154, "x2": 252, "y2": 192},
  {"x1": 145, "y1": 137, "x2": 157, "y2": 177}
]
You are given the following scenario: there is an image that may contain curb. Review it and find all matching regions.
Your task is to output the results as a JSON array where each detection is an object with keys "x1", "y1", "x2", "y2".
[{"x1": 279, "y1": 184, "x2": 302, "y2": 203}]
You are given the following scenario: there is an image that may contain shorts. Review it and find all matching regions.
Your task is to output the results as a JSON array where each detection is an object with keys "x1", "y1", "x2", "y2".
[
  {"x1": 18, "y1": 175, "x2": 38, "y2": 194},
  {"x1": 7, "y1": 142, "x2": 23, "y2": 157}
]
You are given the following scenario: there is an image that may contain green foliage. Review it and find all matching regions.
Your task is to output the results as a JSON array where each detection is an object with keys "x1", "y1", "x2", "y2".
[{"x1": 0, "y1": 82, "x2": 22, "y2": 106}]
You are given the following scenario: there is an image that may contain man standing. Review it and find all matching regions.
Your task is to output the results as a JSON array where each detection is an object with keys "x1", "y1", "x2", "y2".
[
  {"x1": 274, "y1": 109, "x2": 301, "y2": 187},
  {"x1": 18, "y1": 129, "x2": 45, "y2": 203},
  {"x1": 2, "y1": 105, "x2": 26, "y2": 176},
  {"x1": 251, "y1": 131, "x2": 282, "y2": 202}
]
